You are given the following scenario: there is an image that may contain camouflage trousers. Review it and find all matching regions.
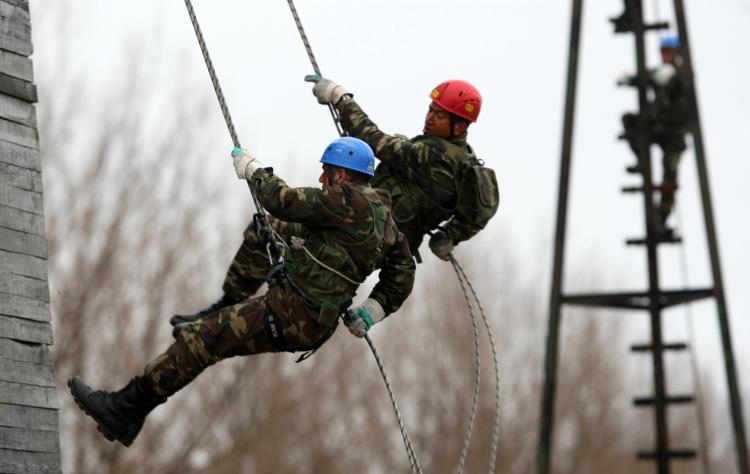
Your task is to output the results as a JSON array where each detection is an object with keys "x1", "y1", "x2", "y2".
[
  {"x1": 144, "y1": 279, "x2": 333, "y2": 397},
  {"x1": 222, "y1": 217, "x2": 306, "y2": 304}
]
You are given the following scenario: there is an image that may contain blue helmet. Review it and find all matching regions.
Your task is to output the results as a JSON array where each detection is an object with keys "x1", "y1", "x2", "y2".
[
  {"x1": 320, "y1": 137, "x2": 376, "y2": 176},
  {"x1": 660, "y1": 35, "x2": 680, "y2": 50}
]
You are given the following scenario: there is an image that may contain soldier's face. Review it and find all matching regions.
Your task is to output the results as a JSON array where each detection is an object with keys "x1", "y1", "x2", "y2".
[
  {"x1": 661, "y1": 48, "x2": 677, "y2": 63},
  {"x1": 424, "y1": 103, "x2": 452, "y2": 139}
]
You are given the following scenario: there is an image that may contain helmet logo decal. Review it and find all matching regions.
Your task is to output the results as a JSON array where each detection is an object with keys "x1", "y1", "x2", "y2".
[
  {"x1": 431, "y1": 89, "x2": 441, "y2": 98},
  {"x1": 465, "y1": 103, "x2": 474, "y2": 113}
]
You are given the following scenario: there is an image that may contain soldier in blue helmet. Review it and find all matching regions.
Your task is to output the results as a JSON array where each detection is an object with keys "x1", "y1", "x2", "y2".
[
  {"x1": 68, "y1": 136, "x2": 415, "y2": 447},
  {"x1": 618, "y1": 35, "x2": 692, "y2": 236}
]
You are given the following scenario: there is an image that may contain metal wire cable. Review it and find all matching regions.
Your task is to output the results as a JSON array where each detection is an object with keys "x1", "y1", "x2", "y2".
[
  {"x1": 450, "y1": 257, "x2": 482, "y2": 474},
  {"x1": 365, "y1": 334, "x2": 423, "y2": 474},
  {"x1": 284, "y1": 0, "x2": 346, "y2": 136},
  {"x1": 675, "y1": 202, "x2": 713, "y2": 474},
  {"x1": 182, "y1": 0, "x2": 281, "y2": 259},
  {"x1": 450, "y1": 256, "x2": 502, "y2": 473}
]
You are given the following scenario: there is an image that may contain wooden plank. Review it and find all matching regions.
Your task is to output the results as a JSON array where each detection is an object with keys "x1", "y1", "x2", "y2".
[
  {"x1": 0, "y1": 161, "x2": 41, "y2": 191},
  {"x1": 0, "y1": 338, "x2": 51, "y2": 365},
  {"x1": 0, "y1": 117, "x2": 36, "y2": 149},
  {"x1": 0, "y1": 272, "x2": 49, "y2": 303},
  {"x1": 0, "y1": 426, "x2": 60, "y2": 453},
  {"x1": 0, "y1": 72, "x2": 35, "y2": 103},
  {"x1": 0, "y1": 449, "x2": 61, "y2": 474},
  {"x1": 0, "y1": 205, "x2": 45, "y2": 235},
  {"x1": 0, "y1": 139, "x2": 38, "y2": 170},
  {"x1": 0, "y1": 93, "x2": 35, "y2": 127},
  {"x1": 0, "y1": 381, "x2": 58, "y2": 409},
  {"x1": 0, "y1": 15, "x2": 31, "y2": 56},
  {"x1": 0, "y1": 292, "x2": 50, "y2": 323},
  {"x1": 0, "y1": 3, "x2": 30, "y2": 23},
  {"x1": 0, "y1": 249, "x2": 46, "y2": 279},
  {"x1": 0, "y1": 184, "x2": 43, "y2": 215},
  {"x1": 0, "y1": 49, "x2": 31, "y2": 82},
  {"x1": 0, "y1": 403, "x2": 58, "y2": 431},
  {"x1": 0, "y1": 227, "x2": 47, "y2": 258},
  {"x1": 0, "y1": 316, "x2": 52, "y2": 344},
  {"x1": 0, "y1": 359, "x2": 55, "y2": 387}
]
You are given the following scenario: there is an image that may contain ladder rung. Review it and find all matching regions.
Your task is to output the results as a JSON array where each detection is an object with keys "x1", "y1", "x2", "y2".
[
  {"x1": 630, "y1": 343, "x2": 688, "y2": 352},
  {"x1": 626, "y1": 236, "x2": 683, "y2": 246},
  {"x1": 638, "y1": 449, "x2": 697, "y2": 460},
  {"x1": 644, "y1": 22, "x2": 670, "y2": 31},
  {"x1": 621, "y1": 186, "x2": 643, "y2": 193},
  {"x1": 633, "y1": 395, "x2": 695, "y2": 406}
]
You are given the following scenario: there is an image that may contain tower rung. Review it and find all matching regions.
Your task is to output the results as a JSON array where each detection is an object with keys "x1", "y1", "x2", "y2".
[
  {"x1": 630, "y1": 342, "x2": 688, "y2": 352},
  {"x1": 637, "y1": 449, "x2": 697, "y2": 459},
  {"x1": 633, "y1": 394, "x2": 694, "y2": 406},
  {"x1": 644, "y1": 22, "x2": 670, "y2": 31},
  {"x1": 626, "y1": 236, "x2": 683, "y2": 245}
]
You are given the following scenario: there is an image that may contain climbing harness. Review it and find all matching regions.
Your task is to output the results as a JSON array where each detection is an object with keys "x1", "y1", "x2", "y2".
[
  {"x1": 450, "y1": 255, "x2": 501, "y2": 474},
  {"x1": 182, "y1": 0, "x2": 281, "y2": 264}
]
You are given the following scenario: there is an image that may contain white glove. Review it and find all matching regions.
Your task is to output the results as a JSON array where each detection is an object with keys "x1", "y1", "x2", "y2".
[
  {"x1": 429, "y1": 230, "x2": 454, "y2": 261},
  {"x1": 312, "y1": 78, "x2": 352, "y2": 106},
  {"x1": 344, "y1": 298, "x2": 385, "y2": 338},
  {"x1": 232, "y1": 147, "x2": 268, "y2": 180},
  {"x1": 616, "y1": 72, "x2": 632, "y2": 86}
]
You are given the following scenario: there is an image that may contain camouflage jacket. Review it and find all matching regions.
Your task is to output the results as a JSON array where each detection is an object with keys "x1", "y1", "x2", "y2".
[
  {"x1": 624, "y1": 61, "x2": 691, "y2": 129},
  {"x1": 338, "y1": 99, "x2": 498, "y2": 254},
  {"x1": 250, "y1": 170, "x2": 415, "y2": 327}
]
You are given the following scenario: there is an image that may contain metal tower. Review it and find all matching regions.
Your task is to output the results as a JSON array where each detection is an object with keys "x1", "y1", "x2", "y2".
[{"x1": 535, "y1": 0, "x2": 749, "y2": 473}]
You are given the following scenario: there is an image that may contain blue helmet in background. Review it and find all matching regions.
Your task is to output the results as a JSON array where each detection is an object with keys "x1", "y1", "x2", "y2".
[
  {"x1": 320, "y1": 137, "x2": 376, "y2": 176},
  {"x1": 660, "y1": 35, "x2": 680, "y2": 50}
]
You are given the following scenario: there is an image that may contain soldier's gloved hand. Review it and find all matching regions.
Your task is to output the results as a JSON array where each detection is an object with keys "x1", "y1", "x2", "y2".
[
  {"x1": 232, "y1": 147, "x2": 268, "y2": 180},
  {"x1": 344, "y1": 298, "x2": 385, "y2": 338},
  {"x1": 429, "y1": 230, "x2": 454, "y2": 261},
  {"x1": 307, "y1": 76, "x2": 352, "y2": 106},
  {"x1": 616, "y1": 72, "x2": 632, "y2": 86}
]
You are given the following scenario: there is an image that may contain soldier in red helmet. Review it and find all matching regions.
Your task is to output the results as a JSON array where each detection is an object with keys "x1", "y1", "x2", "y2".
[{"x1": 310, "y1": 78, "x2": 499, "y2": 263}]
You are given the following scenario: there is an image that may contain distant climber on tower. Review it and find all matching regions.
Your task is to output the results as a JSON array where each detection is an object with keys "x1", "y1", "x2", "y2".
[
  {"x1": 69, "y1": 137, "x2": 415, "y2": 447},
  {"x1": 308, "y1": 77, "x2": 500, "y2": 263},
  {"x1": 618, "y1": 35, "x2": 692, "y2": 237}
]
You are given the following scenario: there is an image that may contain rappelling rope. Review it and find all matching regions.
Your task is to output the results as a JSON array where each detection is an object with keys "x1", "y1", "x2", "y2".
[
  {"x1": 182, "y1": 0, "x2": 281, "y2": 262},
  {"x1": 450, "y1": 256, "x2": 502, "y2": 473},
  {"x1": 284, "y1": 0, "x2": 346, "y2": 137},
  {"x1": 450, "y1": 256, "x2": 482, "y2": 474},
  {"x1": 282, "y1": 1, "x2": 421, "y2": 470},
  {"x1": 675, "y1": 201, "x2": 712, "y2": 474}
]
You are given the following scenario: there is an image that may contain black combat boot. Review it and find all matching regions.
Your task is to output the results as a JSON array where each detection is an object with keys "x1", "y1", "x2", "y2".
[
  {"x1": 169, "y1": 294, "x2": 234, "y2": 326},
  {"x1": 68, "y1": 376, "x2": 166, "y2": 447}
]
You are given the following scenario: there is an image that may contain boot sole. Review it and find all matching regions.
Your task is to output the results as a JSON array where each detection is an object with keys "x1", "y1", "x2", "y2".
[{"x1": 67, "y1": 379, "x2": 133, "y2": 447}]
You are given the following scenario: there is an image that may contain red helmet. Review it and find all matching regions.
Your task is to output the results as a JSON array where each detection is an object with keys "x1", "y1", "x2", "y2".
[{"x1": 429, "y1": 80, "x2": 482, "y2": 123}]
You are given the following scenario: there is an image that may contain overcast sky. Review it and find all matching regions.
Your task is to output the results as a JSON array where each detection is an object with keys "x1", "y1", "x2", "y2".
[{"x1": 31, "y1": 0, "x2": 750, "y2": 409}]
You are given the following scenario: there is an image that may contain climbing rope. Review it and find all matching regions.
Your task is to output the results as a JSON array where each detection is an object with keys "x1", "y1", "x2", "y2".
[
  {"x1": 284, "y1": 0, "x2": 346, "y2": 137},
  {"x1": 450, "y1": 256, "x2": 502, "y2": 473},
  {"x1": 450, "y1": 256, "x2": 482, "y2": 473},
  {"x1": 675, "y1": 203, "x2": 712, "y2": 474},
  {"x1": 282, "y1": 1, "x2": 422, "y2": 470},
  {"x1": 182, "y1": 0, "x2": 282, "y2": 261},
  {"x1": 365, "y1": 334, "x2": 423, "y2": 474}
]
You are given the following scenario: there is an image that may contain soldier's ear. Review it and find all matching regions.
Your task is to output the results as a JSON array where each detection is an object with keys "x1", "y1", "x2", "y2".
[{"x1": 454, "y1": 121, "x2": 469, "y2": 136}]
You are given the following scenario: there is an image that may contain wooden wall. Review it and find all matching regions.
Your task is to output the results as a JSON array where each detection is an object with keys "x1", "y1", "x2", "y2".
[{"x1": 0, "y1": 0, "x2": 62, "y2": 472}]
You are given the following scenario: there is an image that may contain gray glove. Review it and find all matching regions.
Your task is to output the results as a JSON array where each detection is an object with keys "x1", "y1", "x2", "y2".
[
  {"x1": 344, "y1": 298, "x2": 385, "y2": 338},
  {"x1": 232, "y1": 147, "x2": 268, "y2": 180},
  {"x1": 310, "y1": 78, "x2": 352, "y2": 106},
  {"x1": 429, "y1": 230, "x2": 454, "y2": 261}
]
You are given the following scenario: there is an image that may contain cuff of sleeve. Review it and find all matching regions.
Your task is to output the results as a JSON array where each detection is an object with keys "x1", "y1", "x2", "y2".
[{"x1": 363, "y1": 297, "x2": 387, "y2": 322}]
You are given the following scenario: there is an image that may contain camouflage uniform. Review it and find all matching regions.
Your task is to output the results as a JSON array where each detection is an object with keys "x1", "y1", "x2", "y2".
[
  {"x1": 337, "y1": 99, "x2": 499, "y2": 257},
  {"x1": 145, "y1": 170, "x2": 415, "y2": 397},
  {"x1": 622, "y1": 60, "x2": 691, "y2": 222}
]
